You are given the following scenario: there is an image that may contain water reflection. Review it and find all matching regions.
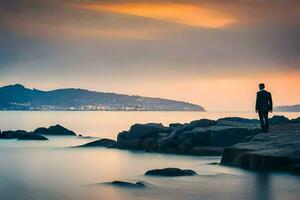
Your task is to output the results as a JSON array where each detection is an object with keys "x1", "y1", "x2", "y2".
[{"x1": 255, "y1": 173, "x2": 273, "y2": 200}]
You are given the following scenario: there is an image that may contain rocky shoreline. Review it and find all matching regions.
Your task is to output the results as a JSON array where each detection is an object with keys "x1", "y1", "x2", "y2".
[
  {"x1": 78, "y1": 115, "x2": 300, "y2": 174},
  {"x1": 82, "y1": 116, "x2": 292, "y2": 156},
  {"x1": 221, "y1": 122, "x2": 300, "y2": 173}
]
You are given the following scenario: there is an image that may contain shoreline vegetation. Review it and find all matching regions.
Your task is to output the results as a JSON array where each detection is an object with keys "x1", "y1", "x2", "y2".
[{"x1": 1, "y1": 115, "x2": 300, "y2": 174}]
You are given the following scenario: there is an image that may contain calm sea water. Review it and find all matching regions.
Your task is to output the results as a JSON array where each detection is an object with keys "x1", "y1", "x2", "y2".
[{"x1": 0, "y1": 111, "x2": 299, "y2": 200}]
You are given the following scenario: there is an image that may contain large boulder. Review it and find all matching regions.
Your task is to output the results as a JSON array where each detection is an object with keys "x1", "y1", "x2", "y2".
[
  {"x1": 209, "y1": 128, "x2": 261, "y2": 147},
  {"x1": 174, "y1": 119, "x2": 216, "y2": 135},
  {"x1": 139, "y1": 137, "x2": 157, "y2": 152},
  {"x1": 125, "y1": 123, "x2": 170, "y2": 140},
  {"x1": 34, "y1": 124, "x2": 76, "y2": 136},
  {"x1": 77, "y1": 138, "x2": 116, "y2": 147},
  {"x1": 145, "y1": 168, "x2": 197, "y2": 177},
  {"x1": 0, "y1": 130, "x2": 48, "y2": 140},
  {"x1": 221, "y1": 123, "x2": 300, "y2": 173},
  {"x1": 0, "y1": 130, "x2": 28, "y2": 139},
  {"x1": 192, "y1": 131, "x2": 210, "y2": 146}
]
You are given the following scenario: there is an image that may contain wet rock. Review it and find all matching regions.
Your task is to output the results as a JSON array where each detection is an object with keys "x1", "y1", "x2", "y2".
[
  {"x1": 0, "y1": 130, "x2": 48, "y2": 140},
  {"x1": 34, "y1": 124, "x2": 76, "y2": 136},
  {"x1": 77, "y1": 138, "x2": 116, "y2": 147},
  {"x1": 145, "y1": 168, "x2": 197, "y2": 177},
  {"x1": 0, "y1": 130, "x2": 28, "y2": 139},
  {"x1": 207, "y1": 162, "x2": 219, "y2": 165},
  {"x1": 124, "y1": 123, "x2": 170, "y2": 140},
  {"x1": 105, "y1": 181, "x2": 146, "y2": 188},
  {"x1": 17, "y1": 133, "x2": 48, "y2": 140}
]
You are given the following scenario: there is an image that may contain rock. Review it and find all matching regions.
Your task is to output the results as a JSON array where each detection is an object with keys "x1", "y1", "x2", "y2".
[
  {"x1": 145, "y1": 168, "x2": 197, "y2": 177},
  {"x1": 105, "y1": 181, "x2": 146, "y2": 188},
  {"x1": 117, "y1": 131, "x2": 128, "y2": 141},
  {"x1": 216, "y1": 120, "x2": 260, "y2": 130},
  {"x1": 169, "y1": 123, "x2": 184, "y2": 128},
  {"x1": 124, "y1": 123, "x2": 170, "y2": 140},
  {"x1": 209, "y1": 128, "x2": 261, "y2": 147},
  {"x1": 34, "y1": 124, "x2": 76, "y2": 136},
  {"x1": 0, "y1": 130, "x2": 28, "y2": 139},
  {"x1": 190, "y1": 146, "x2": 223, "y2": 156},
  {"x1": 192, "y1": 131, "x2": 210, "y2": 146},
  {"x1": 17, "y1": 133, "x2": 48, "y2": 140},
  {"x1": 221, "y1": 123, "x2": 300, "y2": 172},
  {"x1": 77, "y1": 138, "x2": 116, "y2": 147},
  {"x1": 290, "y1": 117, "x2": 300, "y2": 123},
  {"x1": 110, "y1": 139, "x2": 141, "y2": 150},
  {"x1": 174, "y1": 119, "x2": 216, "y2": 135},
  {"x1": 0, "y1": 130, "x2": 48, "y2": 140},
  {"x1": 217, "y1": 117, "x2": 259, "y2": 124},
  {"x1": 111, "y1": 116, "x2": 264, "y2": 156},
  {"x1": 207, "y1": 162, "x2": 219, "y2": 165},
  {"x1": 157, "y1": 137, "x2": 174, "y2": 152},
  {"x1": 140, "y1": 137, "x2": 157, "y2": 152},
  {"x1": 158, "y1": 132, "x2": 170, "y2": 138},
  {"x1": 269, "y1": 115, "x2": 290, "y2": 124}
]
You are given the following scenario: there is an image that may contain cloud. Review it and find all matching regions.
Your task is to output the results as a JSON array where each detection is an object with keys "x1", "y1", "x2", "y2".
[
  {"x1": 69, "y1": 1, "x2": 236, "y2": 28},
  {"x1": 0, "y1": 0, "x2": 299, "y2": 74}
]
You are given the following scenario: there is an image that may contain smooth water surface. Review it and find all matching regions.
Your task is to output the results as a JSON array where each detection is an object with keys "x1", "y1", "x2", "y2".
[{"x1": 0, "y1": 111, "x2": 299, "y2": 200}]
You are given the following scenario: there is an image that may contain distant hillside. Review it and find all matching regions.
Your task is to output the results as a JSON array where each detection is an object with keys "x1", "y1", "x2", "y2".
[
  {"x1": 0, "y1": 84, "x2": 205, "y2": 111},
  {"x1": 274, "y1": 105, "x2": 300, "y2": 112}
]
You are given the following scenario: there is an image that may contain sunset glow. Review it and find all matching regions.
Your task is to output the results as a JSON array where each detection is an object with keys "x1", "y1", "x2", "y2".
[{"x1": 71, "y1": 2, "x2": 236, "y2": 28}]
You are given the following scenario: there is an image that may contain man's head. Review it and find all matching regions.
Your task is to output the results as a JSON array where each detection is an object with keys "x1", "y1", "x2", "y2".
[{"x1": 259, "y1": 83, "x2": 265, "y2": 90}]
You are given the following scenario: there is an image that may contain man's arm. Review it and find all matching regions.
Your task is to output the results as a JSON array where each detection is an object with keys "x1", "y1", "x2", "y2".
[
  {"x1": 255, "y1": 92, "x2": 259, "y2": 112},
  {"x1": 269, "y1": 93, "x2": 273, "y2": 112}
]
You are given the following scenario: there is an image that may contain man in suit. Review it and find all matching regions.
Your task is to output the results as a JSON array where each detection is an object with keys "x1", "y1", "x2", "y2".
[{"x1": 256, "y1": 83, "x2": 273, "y2": 133}]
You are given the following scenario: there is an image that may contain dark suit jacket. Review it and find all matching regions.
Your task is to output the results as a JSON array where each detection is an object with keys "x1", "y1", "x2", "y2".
[{"x1": 256, "y1": 90, "x2": 273, "y2": 112}]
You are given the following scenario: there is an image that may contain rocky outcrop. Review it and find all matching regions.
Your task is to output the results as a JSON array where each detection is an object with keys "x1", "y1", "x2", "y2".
[
  {"x1": 0, "y1": 130, "x2": 48, "y2": 140},
  {"x1": 77, "y1": 138, "x2": 116, "y2": 147},
  {"x1": 34, "y1": 124, "x2": 76, "y2": 136},
  {"x1": 221, "y1": 123, "x2": 300, "y2": 173},
  {"x1": 105, "y1": 181, "x2": 146, "y2": 188},
  {"x1": 145, "y1": 168, "x2": 197, "y2": 177},
  {"x1": 109, "y1": 117, "x2": 266, "y2": 155},
  {"x1": 0, "y1": 124, "x2": 76, "y2": 141}
]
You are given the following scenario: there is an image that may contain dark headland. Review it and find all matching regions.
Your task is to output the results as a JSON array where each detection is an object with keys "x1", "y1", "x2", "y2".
[
  {"x1": 0, "y1": 84, "x2": 204, "y2": 111},
  {"x1": 274, "y1": 105, "x2": 300, "y2": 112}
]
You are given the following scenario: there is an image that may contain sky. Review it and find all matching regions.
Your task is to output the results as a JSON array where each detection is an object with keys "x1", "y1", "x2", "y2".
[{"x1": 0, "y1": 0, "x2": 299, "y2": 111}]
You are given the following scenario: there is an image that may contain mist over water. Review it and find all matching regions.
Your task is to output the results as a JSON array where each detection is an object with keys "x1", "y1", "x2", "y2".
[{"x1": 0, "y1": 111, "x2": 300, "y2": 200}]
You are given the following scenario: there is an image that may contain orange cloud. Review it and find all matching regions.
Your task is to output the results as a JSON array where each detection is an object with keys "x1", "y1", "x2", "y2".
[{"x1": 70, "y1": 2, "x2": 236, "y2": 28}]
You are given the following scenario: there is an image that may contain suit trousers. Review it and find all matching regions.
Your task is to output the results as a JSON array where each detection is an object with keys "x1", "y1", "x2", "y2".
[{"x1": 258, "y1": 111, "x2": 269, "y2": 133}]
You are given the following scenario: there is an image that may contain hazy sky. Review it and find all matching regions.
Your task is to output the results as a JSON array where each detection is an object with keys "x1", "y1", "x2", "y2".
[{"x1": 0, "y1": 0, "x2": 299, "y2": 111}]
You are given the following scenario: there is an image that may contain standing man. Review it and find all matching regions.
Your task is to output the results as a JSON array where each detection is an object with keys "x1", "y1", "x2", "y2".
[{"x1": 256, "y1": 83, "x2": 273, "y2": 133}]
